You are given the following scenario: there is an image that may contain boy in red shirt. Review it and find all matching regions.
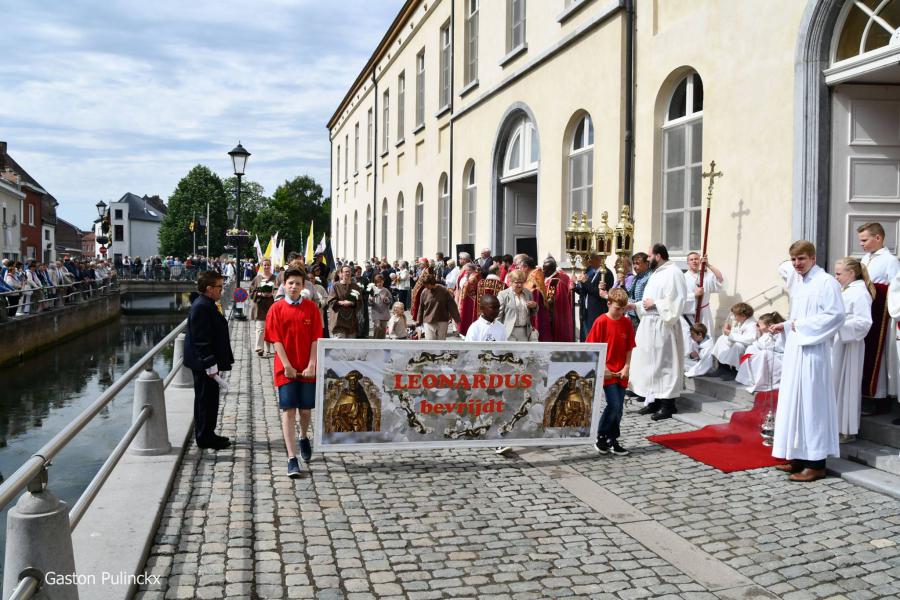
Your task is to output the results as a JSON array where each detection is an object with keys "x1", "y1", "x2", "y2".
[
  {"x1": 585, "y1": 288, "x2": 636, "y2": 456},
  {"x1": 265, "y1": 267, "x2": 323, "y2": 478}
]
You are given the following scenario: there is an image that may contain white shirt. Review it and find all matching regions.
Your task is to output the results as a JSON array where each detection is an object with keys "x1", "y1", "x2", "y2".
[
  {"x1": 465, "y1": 317, "x2": 509, "y2": 342},
  {"x1": 862, "y1": 247, "x2": 900, "y2": 284}
]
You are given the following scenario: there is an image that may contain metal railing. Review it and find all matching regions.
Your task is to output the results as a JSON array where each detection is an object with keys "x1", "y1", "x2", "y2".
[
  {"x1": 1, "y1": 317, "x2": 188, "y2": 600},
  {"x1": 0, "y1": 278, "x2": 118, "y2": 321}
]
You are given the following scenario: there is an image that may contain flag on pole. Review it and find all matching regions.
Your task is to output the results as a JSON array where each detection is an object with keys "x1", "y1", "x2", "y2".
[
  {"x1": 315, "y1": 233, "x2": 327, "y2": 256},
  {"x1": 253, "y1": 236, "x2": 263, "y2": 263},
  {"x1": 305, "y1": 222, "x2": 315, "y2": 264}
]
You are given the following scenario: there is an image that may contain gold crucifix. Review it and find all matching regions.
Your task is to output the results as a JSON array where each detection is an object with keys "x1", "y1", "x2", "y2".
[{"x1": 702, "y1": 160, "x2": 723, "y2": 206}]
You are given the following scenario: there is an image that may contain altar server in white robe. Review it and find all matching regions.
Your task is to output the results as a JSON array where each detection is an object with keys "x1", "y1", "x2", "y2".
[
  {"x1": 890, "y1": 272, "x2": 900, "y2": 428},
  {"x1": 631, "y1": 244, "x2": 688, "y2": 421},
  {"x1": 682, "y1": 252, "x2": 726, "y2": 349},
  {"x1": 858, "y1": 222, "x2": 899, "y2": 400},
  {"x1": 711, "y1": 302, "x2": 757, "y2": 376},
  {"x1": 832, "y1": 257, "x2": 874, "y2": 443},
  {"x1": 684, "y1": 323, "x2": 716, "y2": 378},
  {"x1": 735, "y1": 312, "x2": 786, "y2": 392},
  {"x1": 770, "y1": 241, "x2": 845, "y2": 483}
]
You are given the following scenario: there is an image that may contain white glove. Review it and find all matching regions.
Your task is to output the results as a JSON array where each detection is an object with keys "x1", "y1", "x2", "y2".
[
  {"x1": 212, "y1": 374, "x2": 229, "y2": 392},
  {"x1": 205, "y1": 365, "x2": 219, "y2": 376}
]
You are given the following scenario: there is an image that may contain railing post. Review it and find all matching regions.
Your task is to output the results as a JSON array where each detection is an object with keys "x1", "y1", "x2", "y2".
[
  {"x1": 129, "y1": 369, "x2": 172, "y2": 456},
  {"x1": 2, "y1": 468, "x2": 79, "y2": 600},
  {"x1": 171, "y1": 334, "x2": 194, "y2": 389},
  {"x1": 0, "y1": 297, "x2": 7, "y2": 323}
]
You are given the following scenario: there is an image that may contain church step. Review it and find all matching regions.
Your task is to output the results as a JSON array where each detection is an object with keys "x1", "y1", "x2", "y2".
[
  {"x1": 840, "y1": 439, "x2": 900, "y2": 477},
  {"x1": 683, "y1": 375, "x2": 756, "y2": 405},
  {"x1": 859, "y1": 409, "x2": 900, "y2": 450},
  {"x1": 676, "y1": 391, "x2": 751, "y2": 421},
  {"x1": 826, "y1": 457, "x2": 900, "y2": 501}
]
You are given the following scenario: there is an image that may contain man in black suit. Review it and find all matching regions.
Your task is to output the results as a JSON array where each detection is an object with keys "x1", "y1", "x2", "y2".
[
  {"x1": 185, "y1": 271, "x2": 235, "y2": 450},
  {"x1": 575, "y1": 252, "x2": 615, "y2": 342}
]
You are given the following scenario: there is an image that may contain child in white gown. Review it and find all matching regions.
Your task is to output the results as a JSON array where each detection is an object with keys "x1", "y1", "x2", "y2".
[{"x1": 735, "y1": 312, "x2": 785, "y2": 392}]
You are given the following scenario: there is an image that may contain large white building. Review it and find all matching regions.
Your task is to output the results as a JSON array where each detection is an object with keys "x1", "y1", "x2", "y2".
[
  {"x1": 327, "y1": 0, "x2": 900, "y2": 324},
  {"x1": 0, "y1": 174, "x2": 24, "y2": 262},
  {"x1": 95, "y1": 192, "x2": 166, "y2": 261}
]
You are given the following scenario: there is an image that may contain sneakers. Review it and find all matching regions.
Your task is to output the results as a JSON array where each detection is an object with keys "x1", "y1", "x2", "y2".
[
  {"x1": 610, "y1": 442, "x2": 630, "y2": 456},
  {"x1": 594, "y1": 439, "x2": 610, "y2": 454},
  {"x1": 287, "y1": 457, "x2": 302, "y2": 478},
  {"x1": 494, "y1": 446, "x2": 511, "y2": 455},
  {"x1": 299, "y1": 437, "x2": 313, "y2": 463}
]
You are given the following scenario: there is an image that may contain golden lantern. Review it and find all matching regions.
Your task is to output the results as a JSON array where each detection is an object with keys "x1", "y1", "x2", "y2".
[{"x1": 613, "y1": 205, "x2": 635, "y2": 260}]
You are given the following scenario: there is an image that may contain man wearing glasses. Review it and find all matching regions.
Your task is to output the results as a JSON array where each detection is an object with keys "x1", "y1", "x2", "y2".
[{"x1": 184, "y1": 271, "x2": 235, "y2": 450}]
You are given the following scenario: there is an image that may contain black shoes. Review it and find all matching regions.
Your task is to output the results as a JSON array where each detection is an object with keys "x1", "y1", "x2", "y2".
[
  {"x1": 610, "y1": 442, "x2": 630, "y2": 456},
  {"x1": 595, "y1": 439, "x2": 629, "y2": 456},
  {"x1": 637, "y1": 401, "x2": 659, "y2": 415},
  {"x1": 299, "y1": 437, "x2": 312, "y2": 462},
  {"x1": 651, "y1": 399, "x2": 677, "y2": 421},
  {"x1": 594, "y1": 439, "x2": 610, "y2": 454}
]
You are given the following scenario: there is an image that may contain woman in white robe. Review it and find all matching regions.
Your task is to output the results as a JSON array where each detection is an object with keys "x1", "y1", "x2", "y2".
[
  {"x1": 735, "y1": 313, "x2": 785, "y2": 392},
  {"x1": 832, "y1": 258, "x2": 874, "y2": 442}
]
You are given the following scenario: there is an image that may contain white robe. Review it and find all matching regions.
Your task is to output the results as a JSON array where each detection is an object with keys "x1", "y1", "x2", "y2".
[
  {"x1": 889, "y1": 273, "x2": 900, "y2": 405},
  {"x1": 832, "y1": 280, "x2": 873, "y2": 436},
  {"x1": 632, "y1": 261, "x2": 688, "y2": 400},
  {"x1": 681, "y1": 269, "x2": 726, "y2": 348},
  {"x1": 772, "y1": 263, "x2": 845, "y2": 461},
  {"x1": 712, "y1": 317, "x2": 757, "y2": 368},
  {"x1": 685, "y1": 337, "x2": 715, "y2": 377},
  {"x1": 861, "y1": 248, "x2": 900, "y2": 398},
  {"x1": 736, "y1": 332, "x2": 785, "y2": 392}
]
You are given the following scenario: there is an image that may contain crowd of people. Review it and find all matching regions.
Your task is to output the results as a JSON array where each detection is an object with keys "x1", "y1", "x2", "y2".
[
  {"x1": 187, "y1": 221, "x2": 900, "y2": 480},
  {"x1": 0, "y1": 255, "x2": 116, "y2": 317},
  {"x1": 112, "y1": 255, "x2": 252, "y2": 282}
]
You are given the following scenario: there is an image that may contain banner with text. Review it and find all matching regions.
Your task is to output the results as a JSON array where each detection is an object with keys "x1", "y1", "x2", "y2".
[{"x1": 314, "y1": 340, "x2": 607, "y2": 451}]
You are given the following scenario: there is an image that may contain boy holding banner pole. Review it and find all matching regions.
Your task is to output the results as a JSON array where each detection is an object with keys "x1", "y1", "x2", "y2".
[{"x1": 265, "y1": 267, "x2": 323, "y2": 478}]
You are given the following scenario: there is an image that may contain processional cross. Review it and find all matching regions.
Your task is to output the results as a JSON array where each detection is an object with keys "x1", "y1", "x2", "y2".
[{"x1": 695, "y1": 161, "x2": 723, "y2": 322}]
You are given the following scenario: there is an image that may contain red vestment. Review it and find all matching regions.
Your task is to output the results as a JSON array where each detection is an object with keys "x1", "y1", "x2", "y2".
[
  {"x1": 525, "y1": 269, "x2": 552, "y2": 342},
  {"x1": 458, "y1": 271, "x2": 482, "y2": 335},
  {"x1": 546, "y1": 269, "x2": 575, "y2": 342}
]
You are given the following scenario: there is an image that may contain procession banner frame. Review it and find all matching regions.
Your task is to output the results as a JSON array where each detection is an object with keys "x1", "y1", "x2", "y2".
[{"x1": 313, "y1": 339, "x2": 607, "y2": 452}]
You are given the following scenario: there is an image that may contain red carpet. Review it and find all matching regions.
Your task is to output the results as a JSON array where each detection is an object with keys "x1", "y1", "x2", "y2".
[{"x1": 647, "y1": 391, "x2": 787, "y2": 473}]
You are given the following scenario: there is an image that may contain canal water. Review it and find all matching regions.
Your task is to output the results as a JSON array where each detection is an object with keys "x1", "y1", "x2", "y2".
[{"x1": 0, "y1": 313, "x2": 185, "y2": 579}]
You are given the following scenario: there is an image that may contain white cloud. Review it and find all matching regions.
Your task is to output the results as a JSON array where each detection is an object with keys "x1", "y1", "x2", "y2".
[{"x1": 0, "y1": 0, "x2": 399, "y2": 230}]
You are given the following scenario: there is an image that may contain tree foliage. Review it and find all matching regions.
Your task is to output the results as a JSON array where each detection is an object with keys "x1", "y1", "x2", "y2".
[
  {"x1": 254, "y1": 175, "x2": 331, "y2": 256},
  {"x1": 158, "y1": 165, "x2": 228, "y2": 257}
]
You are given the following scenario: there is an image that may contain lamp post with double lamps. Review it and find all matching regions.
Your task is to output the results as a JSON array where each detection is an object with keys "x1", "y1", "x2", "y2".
[
  {"x1": 227, "y1": 142, "x2": 251, "y2": 318},
  {"x1": 95, "y1": 200, "x2": 110, "y2": 258}
]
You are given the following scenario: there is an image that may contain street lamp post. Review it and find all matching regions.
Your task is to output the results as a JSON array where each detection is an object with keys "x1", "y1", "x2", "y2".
[
  {"x1": 227, "y1": 142, "x2": 251, "y2": 318},
  {"x1": 95, "y1": 200, "x2": 109, "y2": 258}
]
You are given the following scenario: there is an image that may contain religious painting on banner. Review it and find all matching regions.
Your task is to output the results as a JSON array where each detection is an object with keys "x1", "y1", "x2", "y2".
[{"x1": 314, "y1": 339, "x2": 607, "y2": 451}]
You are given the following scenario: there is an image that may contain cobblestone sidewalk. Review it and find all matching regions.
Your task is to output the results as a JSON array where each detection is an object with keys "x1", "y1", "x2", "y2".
[{"x1": 136, "y1": 322, "x2": 900, "y2": 599}]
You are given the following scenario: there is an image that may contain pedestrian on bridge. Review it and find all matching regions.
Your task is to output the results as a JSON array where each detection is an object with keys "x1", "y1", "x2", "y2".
[{"x1": 185, "y1": 270, "x2": 235, "y2": 450}]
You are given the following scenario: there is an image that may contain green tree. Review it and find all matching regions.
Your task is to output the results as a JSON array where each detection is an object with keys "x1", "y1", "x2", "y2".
[
  {"x1": 254, "y1": 175, "x2": 330, "y2": 256},
  {"x1": 223, "y1": 176, "x2": 268, "y2": 236},
  {"x1": 158, "y1": 165, "x2": 228, "y2": 257}
]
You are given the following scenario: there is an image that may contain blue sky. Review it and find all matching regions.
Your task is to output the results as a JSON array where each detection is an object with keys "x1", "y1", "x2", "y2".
[{"x1": 0, "y1": 1, "x2": 400, "y2": 230}]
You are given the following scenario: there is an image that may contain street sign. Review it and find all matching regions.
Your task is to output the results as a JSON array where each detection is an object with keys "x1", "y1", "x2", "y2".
[
  {"x1": 99, "y1": 246, "x2": 107, "y2": 255},
  {"x1": 233, "y1": 288, "x2": 248, "y2": 303}
]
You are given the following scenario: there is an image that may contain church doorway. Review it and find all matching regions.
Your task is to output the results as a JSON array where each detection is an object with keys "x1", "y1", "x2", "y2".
[{"x1": 494, "y1": 111, "x2": 540, "y2": 257}]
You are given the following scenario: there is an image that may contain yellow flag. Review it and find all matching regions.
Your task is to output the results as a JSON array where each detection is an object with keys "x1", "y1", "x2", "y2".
[
  {"x1": 258, "y1": 237, "x2": 274, "y2": 275},
  {"x1": 305, "y1": 222, "x2": 315, "y2": 264}
]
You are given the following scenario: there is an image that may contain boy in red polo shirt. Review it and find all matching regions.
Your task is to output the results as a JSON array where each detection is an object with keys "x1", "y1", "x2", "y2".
[
  {"x1": 265, "y1": 267, "x2": 323, "y2": 478},
  {"x1": 585, "y1": 288, "x2": 636, "y2": 456}
]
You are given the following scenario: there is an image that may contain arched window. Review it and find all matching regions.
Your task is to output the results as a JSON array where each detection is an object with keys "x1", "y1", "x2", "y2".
[
  {"x1": 463, "y1": 162, "x2": 476, "y2": 243},
  {"x1": 353, "y1": 210, "x2": 358, "y2": 260},
  {"x1": 833, "y1": 0, "x2": 900, "y2": 63},
  {"x1": 343, "y1": 215, "x2": 348, "y2": 259},
  {"x1": 366, "y1": 205, "x2": 372, "y2": 259},
  {"x1": 501, "y1": 116, "x2": 539, "y2": 181},
  {"x1": 415, "y1": 184, "x2": 424, "y2": 258},
  {"x1": 381, "y1": 198, "x2": 389, "y2": 259},
  {"x1": 661, "y1": 72, "x2": 703, "y2": 254},
  {"x1": 397, "y1": 193, "x2": 405, "y2": 259},
  {"x1": 438, "y1": 174, "x2": 450, "y2": 253},
  {"x1": 568, "y1": 114, "x2": 594, "y2": 222}
]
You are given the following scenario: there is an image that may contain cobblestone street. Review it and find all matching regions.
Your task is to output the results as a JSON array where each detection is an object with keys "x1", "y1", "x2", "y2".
[{"x1": 136, "y1": 322, "x2": 900, "y2": 599}]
